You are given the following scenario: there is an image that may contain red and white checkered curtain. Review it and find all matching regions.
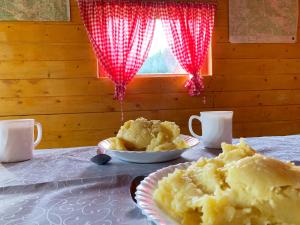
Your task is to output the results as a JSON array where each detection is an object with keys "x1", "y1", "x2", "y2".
[
  {"x1": 160, "y1": 2, "x2": 216, "y2": 96},
  {"x1": 78, "y1": 0, "x2": 156, "y2": 100}
]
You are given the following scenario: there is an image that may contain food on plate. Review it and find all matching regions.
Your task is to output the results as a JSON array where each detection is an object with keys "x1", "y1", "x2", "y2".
[
  {"x1": 153, "y1": 140, "x2": 300, "y2": 225},
  {"x1": 108, "y1": 117, "x2": 189, "y2": 151}
]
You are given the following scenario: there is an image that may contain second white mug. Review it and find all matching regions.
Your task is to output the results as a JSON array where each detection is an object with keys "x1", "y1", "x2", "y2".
[
  {"x1": 188, "y1": 111, "x2": 233, "y2": 149},
  {"x1": 0, "y1": 119, "x2": 42, "y2": 163}
]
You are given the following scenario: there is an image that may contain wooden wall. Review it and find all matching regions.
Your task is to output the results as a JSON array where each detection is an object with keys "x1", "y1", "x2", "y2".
[{"x1": 0, "y1": 0, "x2": 299, "y2": 148}]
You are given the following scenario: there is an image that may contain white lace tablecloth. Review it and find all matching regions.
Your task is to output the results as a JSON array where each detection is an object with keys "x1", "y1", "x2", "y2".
[{"x1": 0, "y1": 135, "x2": 299, "y2": 225}]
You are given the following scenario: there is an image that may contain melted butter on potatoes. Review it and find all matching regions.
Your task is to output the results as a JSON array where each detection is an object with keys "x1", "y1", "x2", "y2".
[
  {"x1": 153, "y1": 140, "x2": 300, "y2": 225},
  {"x1": 109, "y1": 117, "x2": 188, "y2": 151}
]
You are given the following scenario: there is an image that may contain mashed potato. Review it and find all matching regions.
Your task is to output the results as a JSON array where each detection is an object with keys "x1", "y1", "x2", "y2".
[
  {"x1": 109, "y1": 117, "x2": 188, "y2": 151},
  {"x1": 153, "y1": 140, "x2": 300, "y2": 225}
]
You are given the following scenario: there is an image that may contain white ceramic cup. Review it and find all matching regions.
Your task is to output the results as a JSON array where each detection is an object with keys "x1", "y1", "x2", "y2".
[
  {"x1": 188, "y1": 111, "x2": 233, "y2": 149},
  {"x1": 0, "y1": 119, "x2": 42, "y2": 163}
]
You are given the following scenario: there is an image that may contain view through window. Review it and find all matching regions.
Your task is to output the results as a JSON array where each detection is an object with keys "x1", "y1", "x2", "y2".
[{"x1": 137, "y1": 19, "x2": 186, "y2": 75}]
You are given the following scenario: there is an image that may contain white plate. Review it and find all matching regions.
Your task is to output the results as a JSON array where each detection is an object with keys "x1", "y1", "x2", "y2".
[
  {"x1": 97, "y1": 135, "x2": 200, "y2": 163},
  {"x1": 135, "y1": 162, "x2": 192, "y2": 225}
]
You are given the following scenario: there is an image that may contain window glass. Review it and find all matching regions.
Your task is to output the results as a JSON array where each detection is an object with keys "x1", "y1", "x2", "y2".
[{"x1": 137, "y1": 19, "x2": 186, "y2": 75}]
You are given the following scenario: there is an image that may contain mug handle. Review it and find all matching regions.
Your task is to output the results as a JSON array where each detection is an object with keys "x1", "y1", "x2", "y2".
[
  {"x1": 34, "y1": 122, "x2": 42, "y2": 147},
  {"x1": 188, "y1": 115, "x2": 202, "y2": 139}
]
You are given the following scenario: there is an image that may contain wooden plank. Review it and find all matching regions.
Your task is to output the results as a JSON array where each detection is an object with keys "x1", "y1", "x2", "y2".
[
  {"x1": 0, "y1": 24, "x2": 44, "y2": 43},
  {"x1": 39, "y1": 129, "x2": 117, "y2": 149},
  {"x1": 0, "y1": 76, "x2": 207, "y2": 97},
  {"x1": 207, "y1": 74, "x2": 300, "y2": 91},
  {"x1": 214, "y1": 59, "x2": 300, "y2": 75},
  {"x1": 215, "y1": 10, "x2": 228, "y2": 27},
  {"x1": 70, "y1": 0, "x2": 77, "y2": 6},
  {"x1": 2, "y1": 57, "x2": 300, "y2": 81},
  {"x1": 70, "y1": 4, "x2": 84, "y2": 24},
  {"x1": 2, "y1": 105, "x2": 299, "y2": 130},
  {"x1": 0, "y1": 43, "x2": 94, "y2": 61},
  {"x1": 0, "y1": 93, "x2": 213, "y2": 116},
  {"x1": 213, "y1": 26, "x2": 228, "y2": 43},
  {"x1": 0, "y1": 60, "x2": 96, "y2": 79},
  {"x1": 216, "y1": 0, "x2": 228, "y2": 11},
  {"x1": 0, "y1": 78, "x2": 111, "y2": 97},
  {"x1": 234, "y1": 120, "x2": 300, "y2": 138},
  {"x1": 0, "y1": 24, "x2": 89, "y2": 43},
  {"x1": 0, "y1": 74, "x2": 300, "y2": 98},
  {"x1": 214, "y1": 43, "x2": 300, "y2": 59},
  {"x1": 46, "y1": 25, "x2": 88, "y2": 43},
  {"x1": 2, "y1": 57, "x2": 300, "y2": 80},
  {"x1": 231, "y1": 105, "x2": 300, "y2": 123},
  {"x1": 214, "y1": 90, "x2": 300, "y2": 107}
]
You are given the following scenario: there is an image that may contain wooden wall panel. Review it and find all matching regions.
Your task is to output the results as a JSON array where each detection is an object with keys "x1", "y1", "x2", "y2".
[
  {"x1": 0, "y1": 60, "x2": 96, "y2": 79},
  {"x1": 0, "y1": 0, "x2": 299, "y2": 148},
  {"x1": 0, "y1": 24, "x2": 89, "y2": 43},
  {"x1": 0, "y1": 43, "x2": 95, "y2": 61}
]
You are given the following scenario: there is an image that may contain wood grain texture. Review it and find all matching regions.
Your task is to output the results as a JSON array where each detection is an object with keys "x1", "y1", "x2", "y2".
[
  {"x1": 0, "y1": 43, "x2": 94, "y2": 61},
  {"x1": 0, "y1": 0, "x2": 298, "y2": 148},
  {"x1": 0, "y1": 24, "x2": 89, "y2": 43},
  {"x1": 0, "y1": 60, "x2": 96, "y2": 79}
]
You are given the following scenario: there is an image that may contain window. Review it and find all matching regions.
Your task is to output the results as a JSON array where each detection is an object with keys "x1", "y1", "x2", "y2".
[
  {"x1": 98, "y1": 19, "x2": 212, "y2": 77},
  {"x1": 137, "y1": 20, "x2": 186, "y2": 75}
]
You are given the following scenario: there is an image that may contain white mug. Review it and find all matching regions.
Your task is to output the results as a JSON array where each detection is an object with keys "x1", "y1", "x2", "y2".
[
  {"x1": 0, "y1": 119, "x2": 42, "y2": 163},
  {"x1": 188, "y1": 111, "x2": 233, "y2": 149}
]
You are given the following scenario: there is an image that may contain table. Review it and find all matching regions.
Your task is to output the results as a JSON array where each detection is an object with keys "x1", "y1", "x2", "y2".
[{"x1": 0, "y1": 135, "x2": 299, "y2": 225}]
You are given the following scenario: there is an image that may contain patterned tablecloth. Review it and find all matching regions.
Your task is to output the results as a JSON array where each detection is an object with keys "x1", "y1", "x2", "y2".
[{"x1": 0, "y1": 135, "x2": 299, "y2": 225}]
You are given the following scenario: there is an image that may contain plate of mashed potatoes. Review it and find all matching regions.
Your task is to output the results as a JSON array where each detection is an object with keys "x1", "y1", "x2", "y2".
[
  {"x1": 135, "y1": 140, "x2": 300, "y2": 225},
  {"x1": 97, "y1": 117, "x2": 200, "y2": 163}
]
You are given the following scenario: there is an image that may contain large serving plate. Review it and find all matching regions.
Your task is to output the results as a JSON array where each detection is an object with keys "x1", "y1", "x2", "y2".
[
  {"x1": 97, "y1": 135, "x2": 199, "y2": 163},
  {"x1": 135, "y1": 162, "x2": 192, "y2": 225}
]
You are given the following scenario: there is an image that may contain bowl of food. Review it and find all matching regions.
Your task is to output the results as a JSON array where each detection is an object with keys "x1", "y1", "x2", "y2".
[
  {"x1": 97, "y1": 117, "x2": 200, "y2": 163},
  {"x1": 136, "y1": 140, "x2": 300, "y2": 225}
]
